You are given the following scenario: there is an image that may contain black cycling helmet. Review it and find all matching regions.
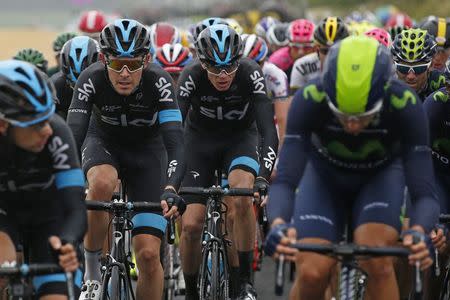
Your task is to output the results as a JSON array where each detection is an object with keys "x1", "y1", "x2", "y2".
[
  {"x1": 266, "y1": 23, "x2": 289, "y2": 47},
  {"x1": 100, "y1": 19, "x2": 150, "y2": 57},
  {"x1": 314, "y1": 17, "x2": 349, "y2": 47},
  {"x1": 193, "y1": 17, "x2": 228, "y2": 41},
  {"x1": 419, "y1": 16, "x2": 450, "y2": 49},
  {"x1": 60, "y1": 36, "x2": 99, "y2": 84},
  {"x1": 0, "y1": 60, "x2": 55, "y2": 127},
  {"x1": 13, "y1": 48, "x2": 48, "y2": 73},
  {"x1": 391, "y1": 28, "x2": 437, "y2": 63},
  {"x1": 195, "y1": 24, "x2": 242, "y2": 66},
  {"x1": 53, "y1": 32, "x2": 78, "y2": 53}
]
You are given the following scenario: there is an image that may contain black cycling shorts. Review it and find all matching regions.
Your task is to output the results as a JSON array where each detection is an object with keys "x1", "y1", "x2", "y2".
[
  {"x1": 181, "y1": 127, "x2": 259, "y2": 205},
  {"x1": 0, "y1": 188, "x2": 82, "y2": 297},
  {"x1": 81, "y1": 132, "x2": 168, "y2": 239}
]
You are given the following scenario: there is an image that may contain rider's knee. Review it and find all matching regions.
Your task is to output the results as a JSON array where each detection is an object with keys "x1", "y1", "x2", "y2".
[
  {"x1": 360, "y1": 257, "x2": 395, "y2": 280},
  {"x1": 297, "y1": 255, "x2": 333, "y2": 286},
  {"x1": 136, "y1": 246, "x2": 160, "y2": 273},
  {"x1": 181, "y1": 218, "x2": 203, "y2": 241},
  {"x1": 87, "y1": 167, "x2": 117, "y2": 196}
]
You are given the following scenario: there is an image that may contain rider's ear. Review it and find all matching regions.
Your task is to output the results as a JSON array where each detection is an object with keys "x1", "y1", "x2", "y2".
[
  {"x1": 99, "y1": 52, "x2": 106, "y2": 64},
  {"x1": 0, "y1": 120, "x2": 9, "y2": 136},
  {"x1": 143, "y1": 54, "x2": 151, "y2": 67}
]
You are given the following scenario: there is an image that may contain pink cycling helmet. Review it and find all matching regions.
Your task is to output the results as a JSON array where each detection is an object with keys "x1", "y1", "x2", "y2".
[
  {"x1": 365, "y1": 28, "x2": 392, "y2": 47},
  {"x1": 287, "y1": 19, "x2": 315, "y2": 44}
]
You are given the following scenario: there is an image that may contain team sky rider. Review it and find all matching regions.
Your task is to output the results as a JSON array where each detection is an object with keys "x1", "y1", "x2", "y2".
[
  {"x1": 177, "y1": 24, "x2": 278, "y2": 300},
  {"x1": 266, "y1": 36, "x2": 437, "y2": 300},
  {"x1": 290, "y1": 16, "x2": 349, "y2": 94},
  {"x1": 391, "y1": 28, "x2": 446, "y2": 100},
  {"x1": 241, "y1": 34, "x2": 289, "y2": 145},
  {"x1": 13, "y1": 48, "x2": 49, "y2": 74},
  {"x1": 48, "y1": 32, "x2": 78, "y2": 77},
  {"x1": 420, "y1": 17, "x2": 450, "y2": 72},
  {"x1": 0, "y1": 60, "x2": 86, "y2": 299},
  {"x1": 51, "y1": 36, "x2": 99, "y2": 119},
  {"x1": 67, "y1": 19, "x2": 186, "y2": 300}
]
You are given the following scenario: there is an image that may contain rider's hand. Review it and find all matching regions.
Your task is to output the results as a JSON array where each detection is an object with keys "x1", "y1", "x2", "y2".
[
  {"x1": 160, "y1": 187, "x2": 186, "y2": 218},
  {"x1": 48, "y1": 236, "x2": 79, "y2": 273},
  {"x1": 254, "y1": 176, "x2": 269, "y2": 199},
  {"x1": 402, "y1": 226, "x2": 434, "y2": 271},
  {"x1": 431, "y1": 226, "x2": 447, "y2": 254},
  {"x1": 264, "y1": 223, "x2": 298, "y2": 262}
]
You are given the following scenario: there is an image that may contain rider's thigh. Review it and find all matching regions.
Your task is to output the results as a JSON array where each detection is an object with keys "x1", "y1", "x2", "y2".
[
  {"x1": 295, "y1": 237, "x2": 336, "y2": 286},
  {"x1": 181, "y1": 204, "x2": 206, "y2": 241},
  {"x1": 86, "y1": 164, "x2": 118, "y2": 198}
]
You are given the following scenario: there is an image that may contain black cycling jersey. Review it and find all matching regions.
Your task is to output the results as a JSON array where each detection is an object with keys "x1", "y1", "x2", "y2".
[
  {"x1": 269, "y1": 77, "x2": 439, "y2": 232},
  {"x1": 177, "y1": 58, "x2": 278, "y2": 179},
  {"x1": 424, "y1": 88, "x2": 450, "y2": 174},
  {"x1": 417, "y1": 70, "x2": 446, "y2": 100},
  {"x1": 67, "y1": 61, "x2": 185, "y2": 189},
  {"x1": 51, "y1": 71, "x2": 73, "y2": 120},
  {"x1": 0, "y1": 115, "x2": 86, "y2": 244}
]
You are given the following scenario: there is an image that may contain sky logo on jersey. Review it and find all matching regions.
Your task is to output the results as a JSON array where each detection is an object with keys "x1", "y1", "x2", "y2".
[
  {"x1": 250, "y1": 70, "x2": 266, "y2": 94},
  {"x1": 179, "y1": 75, "x2": 195, "y2": 97},
  {"x1": 48, "y1": 136, "x2": 70, "y2": 170},
  {"x1": 199, "y1": 103, "x2": 249, "y2": 120},
  {"x1": 155, "y1": 77, "x2": 173, "y2": 102},
  {"x1": 263, "y1": 146, "x2": 277, "y2": 171},
  {"x1": 167, "y1": 160, "x2": 178, "y2": 178},
  {"x1": 77, "y1": 78, "x2": 96, "y2": 102}
]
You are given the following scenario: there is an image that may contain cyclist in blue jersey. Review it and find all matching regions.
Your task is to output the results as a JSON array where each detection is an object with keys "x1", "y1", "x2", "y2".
[
  {"x1": 0, "y1": 60, "x2": 86, "y2": 299},
  {"x1": 266, "y1": 36, "x2": 437, "y2": 300}
]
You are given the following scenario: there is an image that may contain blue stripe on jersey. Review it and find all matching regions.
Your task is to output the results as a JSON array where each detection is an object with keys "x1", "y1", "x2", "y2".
[
  {"x1": 158, "y1": 109, "x2": 182, "y2": 124},
  {"x1": 132, "y1": 213, "x2": 168, "y2": 233},
  {"x1": 55, "y1": 169, "x2": 85, "y2": 189},
  {"x1": 228, "y1": 156, "x2": 260, "y2": 174},
  {"x1": 33, "y1": 268, "x2": 82, "y2": 291}
]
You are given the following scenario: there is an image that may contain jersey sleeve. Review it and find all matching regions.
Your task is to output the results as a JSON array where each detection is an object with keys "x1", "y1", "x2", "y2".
[
  {"x1": 267, "y1": 82, "x2": 327, "y2": 223},
  {"x1": 263, "y1": 62, "x2": 289, "y2": 101},
  {"x1": 48, "y1": 116, "x2": 87, "y2": 244},
  {"x1": 289, "y1": 58, "x2": 306, "y2": 94},
  {"x1": 66, "y1": 67, "x2": 96, "y2": 151},
  {"x1": 155, "y1": 69, "x2": 186, "y2": 190},
  {"x1": 390, "y1": 83, "x2": 440, "y2": 233},
  {"x1": 177, "y1": 63, "x2": 199, "y2": 122},
  {"x1": 247, "y1": 64, "x2": 279, "y2": 179}
]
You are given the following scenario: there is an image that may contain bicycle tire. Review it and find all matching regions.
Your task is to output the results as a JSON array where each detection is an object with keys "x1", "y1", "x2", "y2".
[
  {"x1": 199, "y1": 247, "x2": 210, "y2": 300},
  {"x1": 100, "y1": 266, "x2": 132, "y2": 300},
  {"x1": 338, "y1": 265, "x2": 361, "y2": 300},
  {"x1": 210, "y1": 242, "x2": 220, "y2": 300},
  {"x1": 163, "y1": 243, "x2": 175, "y2": 300}
]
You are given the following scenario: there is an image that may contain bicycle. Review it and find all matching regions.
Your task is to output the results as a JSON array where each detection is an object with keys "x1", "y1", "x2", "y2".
[
  {"x1": 437, "y1": 214, "x2": 450, "y2": 300},
  {"x1": 251, "y1": 198, "x2": 268, "y2": 284},
  {"x1": 179, "y1": 186, "x2": 254, "y2": 300},
  {"x1": 163, "y1": 220, "x2": 184, "y2": 300},
  {"x1": 85, "y1": 190, "x2": 166, "y2": 300},
  {"x1": 0, "y1": 263, "x2": 74, "y2": 300}
]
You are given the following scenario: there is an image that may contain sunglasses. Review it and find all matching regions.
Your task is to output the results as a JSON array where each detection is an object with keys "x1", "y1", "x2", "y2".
[
  {"x1": 106, "y1": 57, "x2": 145, "y2": 73},
  {"x1": 289, "y1": 42, "x2": 315, "y2": 51},
  {"x1": 395, "y1": 62, "x2": 431, "y2": 75},
  {"x1": 327, "y1": 99, "x2": 383, "y2": 123},
  {"x1": 201, "y1": 61, "x2": 239, "y2": 76}
]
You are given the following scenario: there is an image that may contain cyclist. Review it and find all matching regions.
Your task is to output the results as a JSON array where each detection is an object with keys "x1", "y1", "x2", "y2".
[
  {"x1": 48, "y1": 32, "x2": 78, "y2": 76},
  {"x1": 0, "y1": 60, "x2": 86, "y2": 299},
  {"x1": 290, "y1": 16, "x2": 349, "y2": 94},
  {"x1": 177, "y1": 24, "x2": 278, "y2": 300},
  {"x1": 50, "y1": 36, "x2": 99, "y2": 119},
  {"x1": 153, "y1": 43, "x2": 193, "y2": 85},
  {"x1": 148, "y1": 22, "x2": 181, "y2": 55},
  {"x1": 13, "y1": 48, "x2": 48, "y2": 74},
  {"x1": 66, "y1": 19, "x2": 186, "y2": 300},
  {"x1": 254, "y1": 16, "x2": 280, "y2": 40},
  {"x1": 391, "y1": 28, "x2": 446, "y2": 100},
  {"x1": 265, "y1": 22, "x2": 289, "y2": 54},
  {"x1": 77, "y1": 10, "x2": 107, "y2": 41},
  {"x1": 266, "y1": 36, "x2": 437, "y2": 300},
  {"x1": 384, "y1": 12, "x2": 413, "y2": 40},
  {"x1": 419, "y1": 17, "x2": 450, "y2": 72},
  {"x1": 269, "y1": 19, "x2": 316, "y2": 79}
]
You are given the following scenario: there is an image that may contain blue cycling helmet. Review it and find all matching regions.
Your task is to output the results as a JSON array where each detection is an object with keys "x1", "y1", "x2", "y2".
[
  {"x1": 196, "y1": 24, "x2": 242, "y2": 66},
  {"x1": 60, "y1": 36, "x2": 99, "y2": 84},
  {"x1": 0, "y1": 60, "x2": 55, "y2": 127},
  {"x1": 193, "y1": 17, "x2": 228, "y2": 41},
  {"x1": 100, "y1": 19, "x2": 150, "y2": 57}
]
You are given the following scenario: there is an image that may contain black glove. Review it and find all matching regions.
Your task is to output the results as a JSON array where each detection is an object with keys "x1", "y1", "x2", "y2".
[
  {"x1": 160, "y1": 189, "x2": 186, "y2": 215},
  {"x1": 254, "y1": 176, "x2": 270, "y2": 197}
]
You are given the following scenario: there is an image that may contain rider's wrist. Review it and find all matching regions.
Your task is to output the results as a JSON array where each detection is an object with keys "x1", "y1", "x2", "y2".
[
  {"x1": 164, "y1": 185, "x2": 177, "y2": 193},
  {"x1": 271, "y1": 218, "x2": 286, "y2": 228}
]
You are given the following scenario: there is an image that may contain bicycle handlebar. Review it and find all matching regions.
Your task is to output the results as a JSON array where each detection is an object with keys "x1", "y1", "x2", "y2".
[
  {"x1": 86, "y1": 200, "x2": 162, "y2": 212},
  {"x1": 291, "y1": 243, "x2": 411, "y2": 257},
  {"x1": 179, "y1": 186, "x2": 254, "y2": 197},
  {"x1": 0, "y1": 263, "x2": 63, "y2": 276}
]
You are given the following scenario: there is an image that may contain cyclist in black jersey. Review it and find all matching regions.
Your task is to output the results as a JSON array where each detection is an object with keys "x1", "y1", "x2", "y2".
[
  {"x1": 48, "y1": 32, "x2": 78, "y2": 77},
  {"x1": 391, "y1": 28, "x2": 446, "y2": 100},
  {"x1": 51, "y1": 36, "x2": 99, "y2": 119},
  {"x1": 0, "y1": 60, "x2": 86, "y2": 299},
  {"x1": 177, "y1": 24, "x2": 278, "y2": 300},
  {"x1": 66, "y1": 19, "x2": 186, "y2": 300}
]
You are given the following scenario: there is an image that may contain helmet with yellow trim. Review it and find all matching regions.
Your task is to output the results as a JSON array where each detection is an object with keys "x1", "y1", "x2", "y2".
[
  {"x1": 322, "y1": 36, "x2": 393, "y2": 116},
  {"x1": 314, "y1": 17, "x2": 349, "y2": 47},
  {"x1": 419, "y1": 16, "x2": 450, "y2": 49},
  {"x1": 391, "y1": 28, "x2": 437, "y2": 63}
]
